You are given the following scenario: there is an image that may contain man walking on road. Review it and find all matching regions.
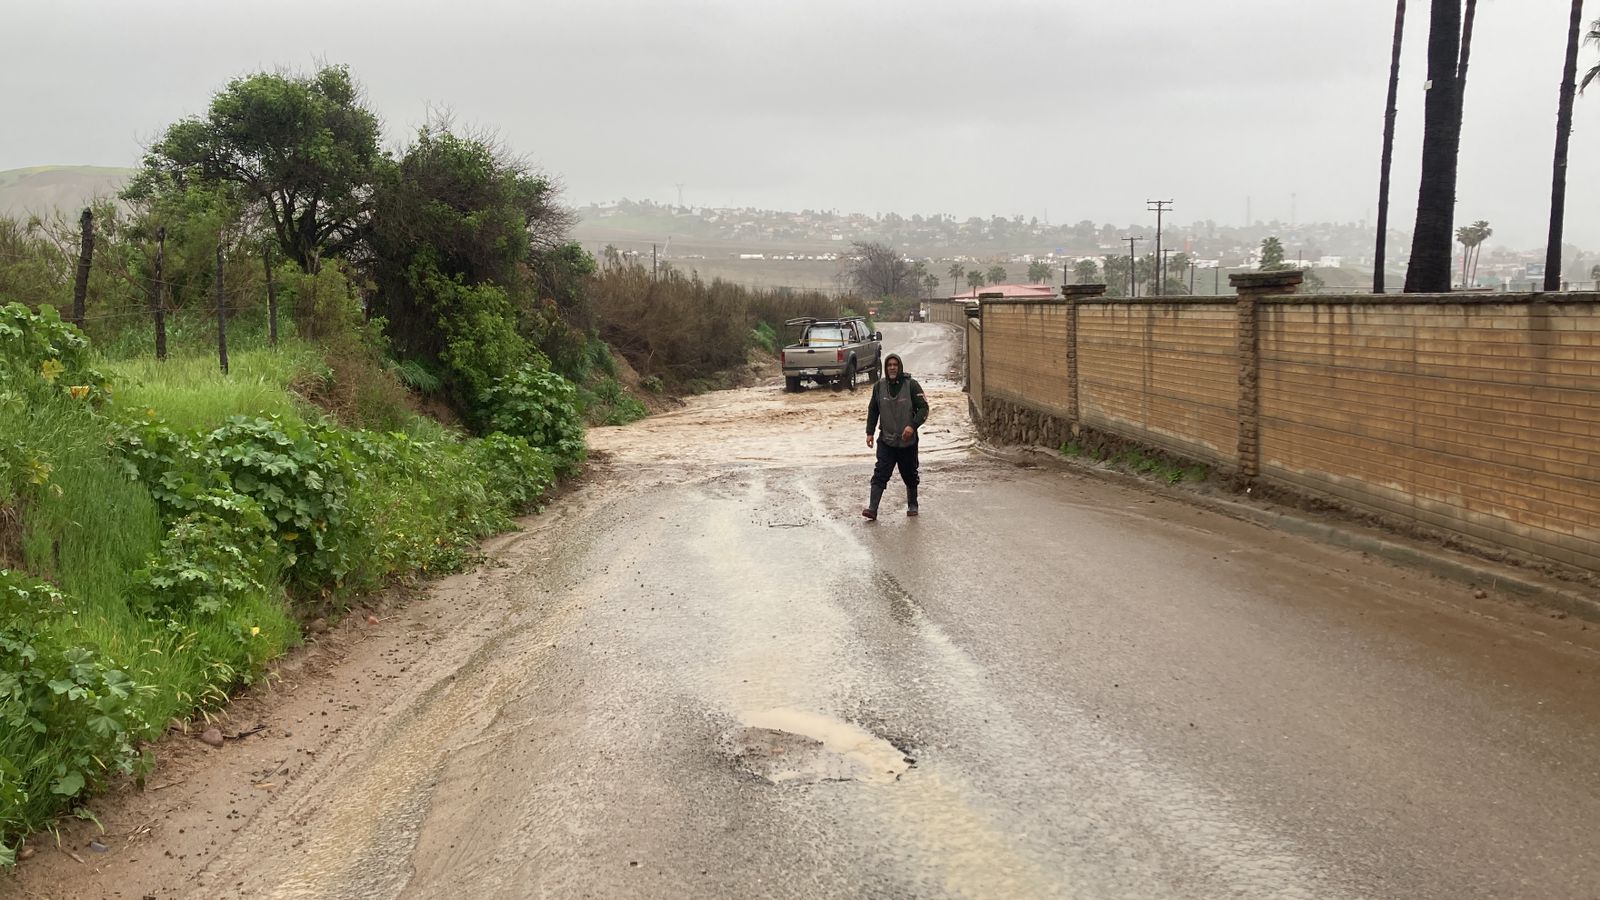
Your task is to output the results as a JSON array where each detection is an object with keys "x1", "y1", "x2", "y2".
[{"x1": 863, "y1": 353, "x2": 928, "y2": 519}]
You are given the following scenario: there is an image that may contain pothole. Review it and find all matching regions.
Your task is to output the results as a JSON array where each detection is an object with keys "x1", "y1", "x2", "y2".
[{"x1": 721, "y1": 708, "x2": 914, "y2": 785}]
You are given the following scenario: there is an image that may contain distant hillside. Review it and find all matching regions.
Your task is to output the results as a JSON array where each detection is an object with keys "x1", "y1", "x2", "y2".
[{"x1": 0, "y1": 166, "x2": 134, "y2": 221}]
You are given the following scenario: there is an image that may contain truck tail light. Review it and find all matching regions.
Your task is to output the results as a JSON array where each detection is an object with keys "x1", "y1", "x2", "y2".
[
  {"x1": 837, "y1": 350, "x2": 845, "y2": 363},
  {"x1": 780, "y1": 350, "x2": 786, "y2": 364}
]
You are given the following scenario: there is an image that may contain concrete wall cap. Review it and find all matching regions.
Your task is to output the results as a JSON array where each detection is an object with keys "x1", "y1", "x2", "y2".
[{"x1": 1230, "y1": 270, "x2": 1306, "y2": 289}]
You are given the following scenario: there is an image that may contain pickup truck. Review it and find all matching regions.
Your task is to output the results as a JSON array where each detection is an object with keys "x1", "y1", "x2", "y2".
[{"x1": 780, "y1": 317, "x2": 883, "y2": 392}]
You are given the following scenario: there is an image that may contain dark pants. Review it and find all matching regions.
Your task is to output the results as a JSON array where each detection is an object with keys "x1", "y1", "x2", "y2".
[{"x1": 871, "y1": 441, "x2": 919, "y2": 491}]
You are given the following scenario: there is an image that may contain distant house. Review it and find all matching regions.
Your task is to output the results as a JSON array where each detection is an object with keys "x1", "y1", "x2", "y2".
[{"x1": 948, "y1": 283, "x2": 1058, "y2": 300}]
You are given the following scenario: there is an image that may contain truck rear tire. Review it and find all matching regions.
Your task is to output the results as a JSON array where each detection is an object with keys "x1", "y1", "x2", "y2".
[
  {"x1": 785, "y1": 375, "x2": 801, "y2": 393},
  {"x1": 845, "y1": 360, "x2": 858, "y2": 392}
]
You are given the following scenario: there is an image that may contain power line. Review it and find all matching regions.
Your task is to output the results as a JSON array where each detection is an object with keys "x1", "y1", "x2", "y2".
[
  {"x1": 1124, "y1": 236, "x2": 1146, "y2": 299},
  {"x1": 1146, "y1": 200, "x2": 1173, "y2": 296}
]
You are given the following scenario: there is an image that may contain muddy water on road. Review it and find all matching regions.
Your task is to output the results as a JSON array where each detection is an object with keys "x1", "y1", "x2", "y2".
[{"x1": 17, "y1": 323, "x2": 1600, "y2": 900}]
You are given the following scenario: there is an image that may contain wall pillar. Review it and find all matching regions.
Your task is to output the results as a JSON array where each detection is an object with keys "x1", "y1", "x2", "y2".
[
  {"x1": 1228, "y1": 270, "x2": 1304, "y2": 479},
  {"x1": 1061, "y1": 283, "x2": 1106, "y2": 424}
]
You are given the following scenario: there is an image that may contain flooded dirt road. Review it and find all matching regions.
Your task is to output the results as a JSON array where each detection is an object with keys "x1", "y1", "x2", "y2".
[{"x1": 14, "y1": 323, "x2": 1600, "y2": 899}]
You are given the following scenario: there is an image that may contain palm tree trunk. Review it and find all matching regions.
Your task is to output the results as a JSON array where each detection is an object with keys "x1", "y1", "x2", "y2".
[
  {"x1": 1404, "y1": 0, "x2": 1463, "y2": 293},
  {"x1": 1375, "y1": 0, "x2": 1407, "y2": 293},
  {"x1": 1545, "y1": 0, "x2": 1585, "y2": 292}
]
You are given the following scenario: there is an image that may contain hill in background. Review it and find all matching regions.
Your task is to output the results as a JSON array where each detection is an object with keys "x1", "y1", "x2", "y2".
[{"x1": 0, "y1": 166, "x2": 135, "y2": 221}]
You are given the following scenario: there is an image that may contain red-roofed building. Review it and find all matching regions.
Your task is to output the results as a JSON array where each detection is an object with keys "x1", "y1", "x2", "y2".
[{"x1": 949, "y1": 283, "x2": 1058, "y2": 300}]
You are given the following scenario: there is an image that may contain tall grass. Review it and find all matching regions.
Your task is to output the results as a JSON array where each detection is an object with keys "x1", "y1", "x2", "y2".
[
  {"x1": 106, "y1": 341, "x2": 322, "y2": 430},
  {"x1": 2, "y1": 399, "x2": 164, "y2": 607}
]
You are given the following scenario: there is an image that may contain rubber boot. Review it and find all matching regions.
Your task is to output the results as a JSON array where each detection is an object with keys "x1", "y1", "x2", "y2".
[
  {"x1": 863, "y1": 485, "x2": 884, "y2": 520},
  {"x1": 906, "y1": 486, "x2": 919, "y2": 517}
]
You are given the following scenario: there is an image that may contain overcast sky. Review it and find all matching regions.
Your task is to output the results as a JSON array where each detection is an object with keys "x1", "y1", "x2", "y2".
[{"x1": 4, "y1": 0, "x2": 1598, "y2": 250}]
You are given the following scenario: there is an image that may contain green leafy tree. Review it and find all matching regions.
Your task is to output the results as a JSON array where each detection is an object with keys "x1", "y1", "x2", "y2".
[
  {"x1": 366, "y1": 125, "x2": 575, "y2": 421},
  {"x1": 1026, "y1": 259, "x2": 1053, "y2": 284},
  {"x1": 947, "y1": 262, "x2": 965, "y2": 292},
  {"x1": 923, "y1": 273, "x2": 938, "y2": 297},
  {"x1": 986, "y1": 264, "x2": 1007, "y2": 285},
  {"x1": 1259, "y1": 237, "x2": 1289, "y2": 271},
  {"x1": 1102, "y1": 255, "x2": 1130, "y2": 297},
  {"x1": 123, "y1": 66, "x2": 384, "y2": 273},
  {"x1": 966, "y1": 270, "x2": 985, "y2": 291},
  {"x1": 1073, "y1": 259, "x2": 1101, "y2": 284}
]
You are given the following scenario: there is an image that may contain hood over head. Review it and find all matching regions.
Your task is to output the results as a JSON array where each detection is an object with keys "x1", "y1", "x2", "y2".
[{"x1": 884, "y1": 353, "x2": 906, "y2": 378}]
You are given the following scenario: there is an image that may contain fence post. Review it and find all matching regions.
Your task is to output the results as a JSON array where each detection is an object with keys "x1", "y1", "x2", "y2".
[
  {"x1": 1228, "y1": 270, "x2": 1304, "y2": 480},
  {"x1": 215, "y1": 238, "x2": 229, "y2": 375},
  {"x1": 151, "y1": 227, "x2": 167, "y2": 361},
  {"x1": 263, "y1": 245, "x2": 278, "y2": 347},
  {"x1": 71, "y1": 208, "x2": 93, "y2": 328},
  {"x1": 1061, "y1": 283, "x2": 1107, "y2": 425}
]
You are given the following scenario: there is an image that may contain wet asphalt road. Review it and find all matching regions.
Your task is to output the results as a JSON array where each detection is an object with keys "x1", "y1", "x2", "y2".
[{"x1": 106, "y1": 323, "x2": 1600, "y2": 899}]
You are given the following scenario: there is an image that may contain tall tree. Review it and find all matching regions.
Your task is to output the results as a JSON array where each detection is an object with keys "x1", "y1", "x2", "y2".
[
  {"x1": 1375, "y1": 0, "x2": 1407, "y2": 293},
  {"x1": 1073, "y1": 259, "x2": 1101, "y2": 284},
  {"x1": 986, "y1": 264, "x2": 1008, "y2": 285},
  {"x1": 1546, "y1": 0, "x2": 1586, "y2": 291},
  {"x1": 123, "y1": 66, "x2": 384, "y2": 273},
  {"x1": 965, "y1": 270, "x2": 986, "y2": 291},
  {"x1": 1583, "y1": 16, "x2": 1600, "y2": 92},
  {"x1": 1026, "y1": 259, "x2": 1053, "y2": 283},
  {"x1": 947, "y1": 262, "x2": 965, "y2": 294},
  {"x1": 1404, "y1": 0, "x2": 1464, "y2": 292},
  {"x1": 847, "y1": 241, "x2": 913, "y2": 298},
  {"x1": 1260, "y1": 237, "x2": 1289, "y2": 271},
  {"x1": 1468, "y1": 219, "x2": 1491, "y2": 284}
]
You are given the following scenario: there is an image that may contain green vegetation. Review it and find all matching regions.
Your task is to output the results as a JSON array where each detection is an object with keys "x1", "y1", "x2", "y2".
[
  {"x1": 1062, "y1": 439, "x2": 1209, "y2": 486},
  {"x1": 1, "y1": 58, "x2": 865, "y2": 860},
  {"x1": 590, "y1": 257, "x2": 840, "y2": 388},
  {"x1": 0, "y1": 303, "x2": 567, "y2": 862}
]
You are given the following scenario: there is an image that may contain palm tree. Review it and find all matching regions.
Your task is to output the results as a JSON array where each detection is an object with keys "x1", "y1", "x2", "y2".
[
  {"x1": 1469, "y1": 220, "x2": 1491, "y2": 283},
  {"x1": 1547, "y1": 1, "x2": 1586, "y2": 291},
  {"x1": 1455, "y1": 220, "x2": 1490, "y2": 287},
  {"x1": 986, "y1": 264, "x2": 1008, "y2": 285},
  {"x1": 1375, "y1": 0, "x2": 1407, "y2": 293},
  {"x1": 965, "y1": 270, "x2": 985, "y2": 292},
  {"x1": 1404, "y1": 0, "x2": 1463, "y2": 293},
  {"x1": 947, "y1": 262, "x2": 964, "y2": 293},
  {"x1": 1582, "y1": 17, "x2": 1599, "y2": 93}
]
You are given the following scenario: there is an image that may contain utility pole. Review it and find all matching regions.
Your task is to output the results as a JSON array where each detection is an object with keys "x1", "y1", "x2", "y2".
[
  {"x1": 1124, "y1": 236, "x2": 1145, "y2": 299},
  {"x1": 652, "y1": 243, "x2": 658, "y2": 279},
  {"x1": 1147, "y1": 200, "x2": 1173, "y2": 295}
]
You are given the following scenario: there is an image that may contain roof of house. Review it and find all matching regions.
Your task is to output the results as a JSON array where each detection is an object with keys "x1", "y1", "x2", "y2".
[{"x1": 948, "y1": 283, "x2": 1058, "y2": 300}]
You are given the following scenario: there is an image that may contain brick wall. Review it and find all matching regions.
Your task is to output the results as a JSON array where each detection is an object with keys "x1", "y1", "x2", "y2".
[
  {"x1": 1078, "y1": 301, "x2": 1239, "y2": 465},
  {"x1": 927, "y1": 299, "x2": 969, "y2": 326},
  {"x1": 1258, "y1": 297, "x2": 1600, "y2": 570},
  {"x1": 983, "y1": 301, "x2": 1072, "y2": 416},
  {"x1": 967, "y1": 315, "x2": 984, "y2": 418},
  {"x1": 967, "y1": 283, "x2": 1600, "y2": 572}
]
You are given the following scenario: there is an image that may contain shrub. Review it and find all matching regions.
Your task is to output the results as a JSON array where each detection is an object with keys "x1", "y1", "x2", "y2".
[
  {"x1": 128, "y1": 492, "x2": 282, "y2": 623},
  {"x1": 472, "y1": 433, "x2": 556, "y2": 515},
  {"x1": 0, "y1": 570, "x2": 153, "y2": 862},
  {"x1": 479, "y1": 361, "x2": 585, "y2": 476},
  {"x1": 116, "y1": 416, "x2": 357, "y2": 593},
  {"x1": 0, "y1": 303, "x2": 110, "y2": 405}
]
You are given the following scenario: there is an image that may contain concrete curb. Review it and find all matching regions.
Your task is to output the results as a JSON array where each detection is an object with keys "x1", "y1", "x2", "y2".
[{"x1": 981, "y1": 443, "x2": 1600, "y2": 624}]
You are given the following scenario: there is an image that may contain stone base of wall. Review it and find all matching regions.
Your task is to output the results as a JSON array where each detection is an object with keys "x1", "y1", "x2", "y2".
[{"x1": 979, "y1": 396, "x2": 1076, "y2": 449}]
